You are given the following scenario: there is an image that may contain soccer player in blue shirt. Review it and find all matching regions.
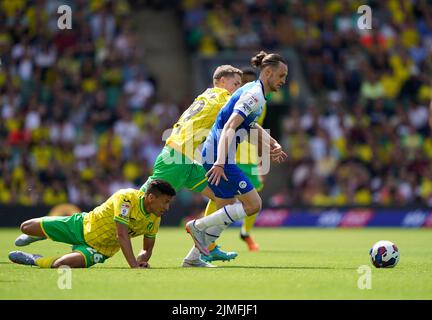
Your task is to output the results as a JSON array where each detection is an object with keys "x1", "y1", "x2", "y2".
[{"x1": 184, "y1": 51, "x2": 288, "y2": 256}]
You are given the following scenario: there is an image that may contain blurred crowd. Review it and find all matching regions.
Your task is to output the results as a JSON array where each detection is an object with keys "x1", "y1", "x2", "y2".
[
  {"x1": 2, "y1": 0, "x2": 432, "y2": 208},
  {"x1": 0, "y1": 0, "x2": 181, "y2": 206},
  {"x1": 181, "y1": 0, "x2": 432, "y2": 206}
]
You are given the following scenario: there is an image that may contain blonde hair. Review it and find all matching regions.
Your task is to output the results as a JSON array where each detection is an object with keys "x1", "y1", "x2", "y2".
[{"x1": 213, "y1": 65, "x2": 243, "y2": 82}]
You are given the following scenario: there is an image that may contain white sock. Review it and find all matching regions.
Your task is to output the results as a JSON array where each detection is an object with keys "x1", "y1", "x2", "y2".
[
  {"x1": 195, "y1": 202, "x2": 247, "y2": 230},
  {"x1": 205, "y1": 224, "x2": 229, "y2": 242},
  {"x1": 184, "y1": 246, "x2": 201, "y2": 261},
  {"x1": 240, "y1": 225, "x2": 248, "y2": 236}
]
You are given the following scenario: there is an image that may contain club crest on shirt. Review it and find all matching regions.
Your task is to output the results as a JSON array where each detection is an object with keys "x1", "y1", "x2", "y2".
[
  {"x1": 239, "y1": 181, "x2": 247, "y2": 189},
  {"x1": 120, "y1": 203, "x2": 130, "y2": 218}
]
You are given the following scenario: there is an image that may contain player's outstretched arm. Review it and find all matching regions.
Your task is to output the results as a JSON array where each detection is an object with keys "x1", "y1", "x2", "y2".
[
  {"x1": 116, "y1": 222, "x2": 142, "y2": 268},
  {"x1": 136, "y1": 236, "x2": 155, "y2": 268}
]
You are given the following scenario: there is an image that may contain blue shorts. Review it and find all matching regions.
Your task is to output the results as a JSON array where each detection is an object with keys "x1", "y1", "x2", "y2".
[{"x1": 203, "y1": 163, "x2": 254, "y2": 199}]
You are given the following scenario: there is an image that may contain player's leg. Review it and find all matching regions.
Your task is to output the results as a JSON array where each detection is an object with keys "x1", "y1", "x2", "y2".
[
  {"x1": 14, "y1": 218, "x2": 47, "y2": 246},
  {"x1": 236, "y1": 190, "x2": 262, "y2": 253},
  {"x1": 238, "y1": 163, "x2": 263, "y2": 251},
  {"x1": 11, "y1": 213, "x2": 91, "y2": 267},
  {"x1": 199, "y1": 197, "x2": 238, "y2": 262},
  {"x1": 183, "y1": 196, "x2": 238, "y2": 264},
  {"x1": 191, "y1": 163, "x2": 257, "y2": 225},
  {"x1": 182, "y1": 189, "x2": 217, "y2": 265},
  {"x1": 190, "y1": 164, "x2": 239, "y2": 247},
  {"x1": 241, "y1": 215, "x2": 260, "y2": 251},
  {"x1": 46, "y1": 244, "x2": 107, "y2": 268},
  {"x1": 51, "y1": 252, "x2": 86, "y2": 268},
  {"x1": 139, "y1": 146, "x2": 187, "y2": 193},
  {"x1": 204, "y1": 197, "x2": 236, "y2": 243},
  {"x1": 186, "y1": 165, "x2": 260, "y2": 254},
  {"x1": 9, "y1": 250, "x2": 77, "y2": 268},
  {"x1": 192, "y1": 185, "x2": 260, "y2": 227},
  {"x1": 10, "y1": 245, "x2": 107, "y2": 268},
  {"x1": 183, "y1": 165, "x2": 237, "y2": 264},
  {"x1": 189, "y1": 188, "x2": 261, "y2": 230},
  {"x1": 20, "y1": 218, "x2": 46, "y2": 237},
  {"x1": 199, "y1": 186, "x2": 216, "y2": 201},
  {"x1": 203, "y1": 198, "x2": 218, "y2": 251},
  {"x1": 186, "y1": 192, "x2": 259, "y2": 255},
  {"x1": 9, "y1": 251, "x2": 85, "y2": 268}
]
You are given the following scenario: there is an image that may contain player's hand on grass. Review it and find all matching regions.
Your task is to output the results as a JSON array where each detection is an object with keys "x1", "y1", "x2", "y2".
[
  {"x1": 131, "y1": 261, "x2": 150, "y2": 268},
  {"x1": 138, "y1": 261, "x2": 150, "y2": 268},
  {"x1": 136, "y1": 252, "x2": 150, "y2": 268},
  {"x1": 206, "y1": 164, "x2": 228, "y2": 186}
]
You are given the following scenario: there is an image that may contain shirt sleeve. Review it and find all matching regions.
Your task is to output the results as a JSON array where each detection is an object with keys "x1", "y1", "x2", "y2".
[
  {"x1": 144, "y1": 216, "x2": 161, "y2": 239},
  {"x1": 257, "y1": 103, "x2": 267, "y2": 126},
  {"x1": 113, "y1": 193, "x2": 132, "y2": 226},
  {"x1": 233, "y1": 90, "x2": 262, "y2": 119}
]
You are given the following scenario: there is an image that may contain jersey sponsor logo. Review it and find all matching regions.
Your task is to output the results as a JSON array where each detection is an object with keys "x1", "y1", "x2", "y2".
[
  {"x1": 120, "y1": 203, "x2": 131, "y2": 218},
  {"x1": 237, "y1": 94, "x2": 260, "y2": 116},
  {"x1": 242, "y1": 103, "x2": 252, "y2": 113},
  {"x1": 245, "y1": 96, "x2": 258, "y2": 108},
  {"x1": 239, "y1": 181, "x2": 247, "y2": 189}
]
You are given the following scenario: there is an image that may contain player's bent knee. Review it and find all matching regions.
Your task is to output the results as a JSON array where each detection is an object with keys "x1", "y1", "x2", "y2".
[
  {"x1": 20, "y1": 220, "x2": 35, "y2": 234},
  {"x1": 244, "y1": 200, "x2": 262, "y2": 216},
  {"x1": 20, "y1": 222, "x2": 27, "y2": 234},
  {"x1": 20, "y1": 218, "x2": 44, "y2": 237}
]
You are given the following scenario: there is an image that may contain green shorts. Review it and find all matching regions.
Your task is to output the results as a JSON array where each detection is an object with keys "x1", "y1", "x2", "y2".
[
  {"x1": 237, "y1": 163, "x2": 264, "y2": 192},
  {"x1": 140, "y1": 146, "x2": 208, "y2": 193},
  {"x1": 41, "y1": 213, "x2": 108, "y2": 268}
]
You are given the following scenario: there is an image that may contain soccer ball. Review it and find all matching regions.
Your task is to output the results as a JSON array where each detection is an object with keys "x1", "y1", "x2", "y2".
[{"x1": 369, "y1": 240, "x2": 400, "y2": 268}]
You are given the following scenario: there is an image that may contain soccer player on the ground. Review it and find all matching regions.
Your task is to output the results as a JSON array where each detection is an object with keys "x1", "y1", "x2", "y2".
[
  {"x1": 201, "y1": 68, "x2": 265, "y2": 260},
  {"x1": 8, "y1": 180, "x2": 176, "y2": 269},
  {"x1": 185, "y1": 51, "x2": 288, "y2": 256},
  {"x1": 139, "y1": 65, "x2": 243, "y2": 267}
]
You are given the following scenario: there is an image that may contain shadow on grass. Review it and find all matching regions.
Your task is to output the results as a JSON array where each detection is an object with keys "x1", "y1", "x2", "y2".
[
  {"x1": 258, "y1": 250, "x2": 317, "y2": 254},
  {"x1": 96, "y1": 265, "x2": 357, "y2": 270},
  {"x1": 218, "y1": 265, "x2": 357, "y2": 270}
]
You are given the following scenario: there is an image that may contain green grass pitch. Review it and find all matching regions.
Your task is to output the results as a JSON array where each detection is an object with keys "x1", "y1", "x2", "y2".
[{"x1": 0, "y1": 227, "x2": 431, "y2": 299}]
